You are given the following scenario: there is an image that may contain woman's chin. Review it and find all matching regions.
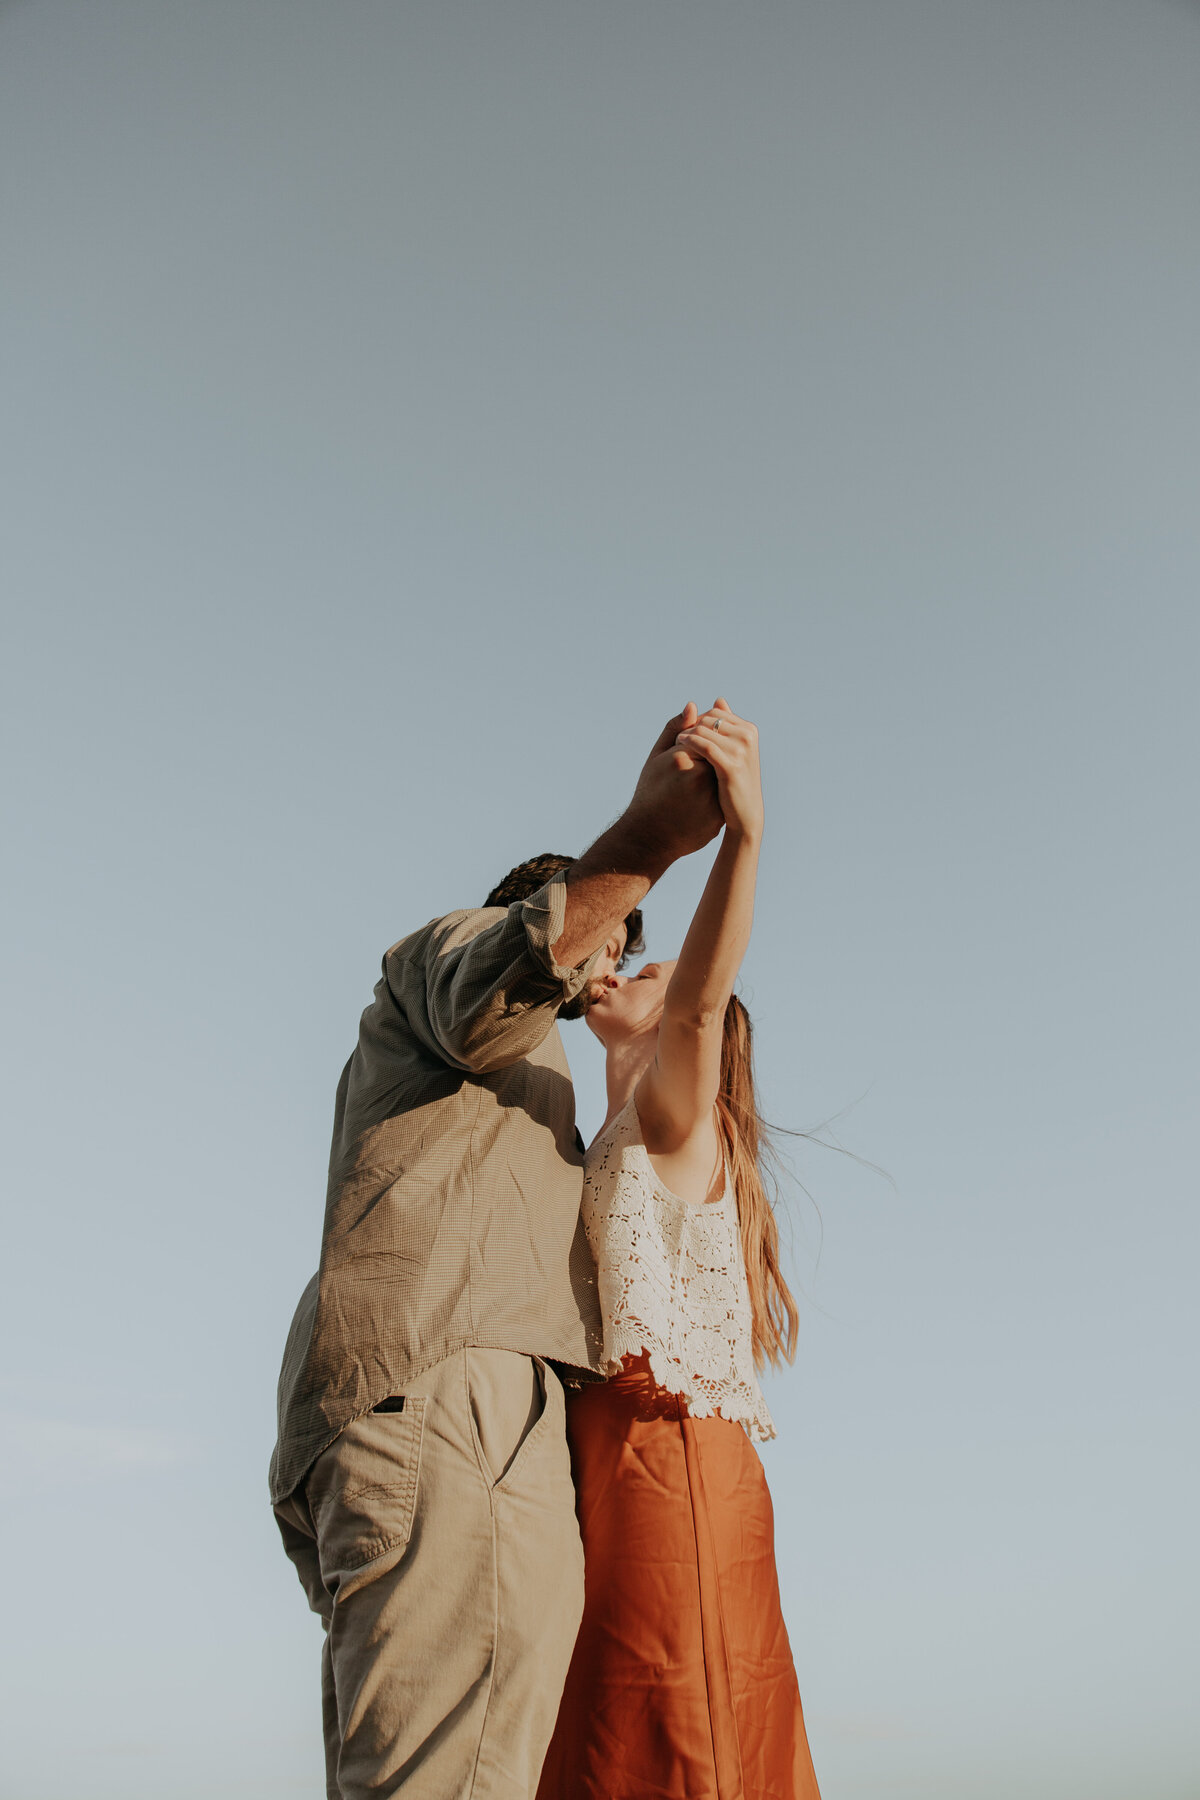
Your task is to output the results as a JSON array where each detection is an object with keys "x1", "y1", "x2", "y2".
[
  {"x1": 585, "y1": 1007, "x2": 608, "y2": 1041},
  {"x1": 585, "y1": 995, "x2": 625, "y2": 1042}
]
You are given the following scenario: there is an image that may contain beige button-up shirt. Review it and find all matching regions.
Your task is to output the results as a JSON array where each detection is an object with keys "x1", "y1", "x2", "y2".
[{"x1": 270, "y1": 877, "x2": 604, "y2": 1504}]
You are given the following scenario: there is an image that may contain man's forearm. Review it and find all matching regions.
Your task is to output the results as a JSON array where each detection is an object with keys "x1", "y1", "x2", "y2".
[
  {"x1": 551, "y1": 815, "x2": 673, "y2": 970},
  {"x1": 552, "y1": 701, "x2": 724, "y2": 970}
]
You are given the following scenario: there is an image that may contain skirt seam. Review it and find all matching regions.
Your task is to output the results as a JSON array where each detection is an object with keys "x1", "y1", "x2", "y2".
[{"x1": 680, "y1": 1414, "x2": 746, "y2": 1800}]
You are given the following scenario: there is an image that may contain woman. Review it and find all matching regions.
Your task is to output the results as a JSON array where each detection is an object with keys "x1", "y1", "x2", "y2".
[{"x1": 538, "y1": 701, "x2": 823, "y2": 1800}]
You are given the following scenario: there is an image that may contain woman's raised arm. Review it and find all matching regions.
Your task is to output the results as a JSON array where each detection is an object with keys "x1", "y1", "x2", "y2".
[{"x1": 636, "y1": 701, "x2": 763, "y2": 1163}]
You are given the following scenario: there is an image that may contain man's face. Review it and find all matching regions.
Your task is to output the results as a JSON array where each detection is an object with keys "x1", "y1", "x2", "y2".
[{"x1": 560, "y1": 924, "x2": 629, "y2": 1021}]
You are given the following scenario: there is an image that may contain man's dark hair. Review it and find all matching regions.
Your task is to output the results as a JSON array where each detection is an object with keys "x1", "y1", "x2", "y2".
[{"x1": 484, "y1": 853, "x2": 644, "y2": 968}]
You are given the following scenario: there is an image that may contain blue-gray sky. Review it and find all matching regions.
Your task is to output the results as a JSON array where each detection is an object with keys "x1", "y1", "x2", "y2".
[{"x1": 2, "y1": 4, "x2": 1197, "y2": 1797}]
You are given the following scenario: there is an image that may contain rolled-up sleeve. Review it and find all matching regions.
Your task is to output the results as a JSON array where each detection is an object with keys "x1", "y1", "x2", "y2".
[{"x1": 388, "y1": 877, "x2": 601, "y2": 1074}]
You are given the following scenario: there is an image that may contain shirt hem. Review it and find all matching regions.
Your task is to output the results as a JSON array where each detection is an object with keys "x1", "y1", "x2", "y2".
[
  {"x1": 271, "y1": 1330, "x2": 605, "y2": 1505},
  {"x1": 601, "y1": 1330, "x2": 776, "y2": 1443}
]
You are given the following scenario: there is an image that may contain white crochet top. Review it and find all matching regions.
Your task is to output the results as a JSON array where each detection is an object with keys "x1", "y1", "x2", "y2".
[{"x1": 582, "y1": 1098, "x2": 776, "y2": 1442}]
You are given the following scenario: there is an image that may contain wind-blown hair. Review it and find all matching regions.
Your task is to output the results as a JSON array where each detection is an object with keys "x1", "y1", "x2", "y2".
[{"x1": 714, "y1": 995, "x2": 799, "y2": 1370}]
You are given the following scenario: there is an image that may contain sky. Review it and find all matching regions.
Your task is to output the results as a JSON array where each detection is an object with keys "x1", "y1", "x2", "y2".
[{"x1": 1, "y1": 2, "x2": 1198, "y2": 1797}]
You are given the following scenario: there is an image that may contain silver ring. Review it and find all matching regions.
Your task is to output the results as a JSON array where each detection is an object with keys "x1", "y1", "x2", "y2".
[{"x1": 712, "y1": 717, "x2": 721, "y2": 732}]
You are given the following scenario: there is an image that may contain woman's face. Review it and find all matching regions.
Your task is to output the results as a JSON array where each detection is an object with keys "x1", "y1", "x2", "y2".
[{"x1": 585, "y1": 959, "x2": 677, "y2": 1044}]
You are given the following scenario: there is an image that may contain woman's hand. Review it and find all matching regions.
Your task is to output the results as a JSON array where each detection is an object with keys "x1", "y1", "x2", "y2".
[{"x1": 675, "y1": 699, "x2": 763, "y2": 843}]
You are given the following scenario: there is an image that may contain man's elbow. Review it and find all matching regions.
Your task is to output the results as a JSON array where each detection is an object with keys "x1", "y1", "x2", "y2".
[
  {"x1": 436, "y1": 1025, "x2": 523, "y2": 1075},
  {"x1": 436, "y1": 1009, "x2": 556, "y2": 1075}
]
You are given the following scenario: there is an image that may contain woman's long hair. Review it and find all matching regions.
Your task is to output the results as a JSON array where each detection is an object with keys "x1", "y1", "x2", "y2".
[{"x1": 714, "y1": 994, "x2": 799, "y2": 1370}]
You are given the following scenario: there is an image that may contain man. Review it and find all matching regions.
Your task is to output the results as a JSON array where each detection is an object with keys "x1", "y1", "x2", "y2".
[{"x1": 270, "y1": 703, "x2": 723, "y2": 1800}]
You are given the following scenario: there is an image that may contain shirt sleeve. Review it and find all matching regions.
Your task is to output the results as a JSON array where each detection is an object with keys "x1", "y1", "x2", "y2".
[{"x1": 387, "y1": 876, "x2": 602, "y2": 1075}]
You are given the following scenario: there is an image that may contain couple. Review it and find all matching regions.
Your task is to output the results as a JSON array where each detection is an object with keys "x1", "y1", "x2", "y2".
[{"x1": 270, "y1": 701, "x2": 823, "y2": 1800}]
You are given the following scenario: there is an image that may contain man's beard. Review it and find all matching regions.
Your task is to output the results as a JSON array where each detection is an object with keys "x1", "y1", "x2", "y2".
[{"x1": 559, "y1": 985, "x2": 599, "y2": 1022}]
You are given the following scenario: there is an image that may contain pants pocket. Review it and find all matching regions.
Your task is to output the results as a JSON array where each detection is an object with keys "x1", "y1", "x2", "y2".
[
  {"x1": 467, "y1": 1348, "x2": 546, "y2": 1487},
  {"x1": 308, "y1": 1397, "x2": 427, "y2": 1582},
  {"x1": 493, "y1": 1356, "x2": 564, "y2": 1492}
]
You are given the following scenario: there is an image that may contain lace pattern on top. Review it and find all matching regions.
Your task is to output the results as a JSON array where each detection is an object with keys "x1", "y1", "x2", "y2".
[{"x1": 582, "y1": 1098, "x2": 776, "y2": 1442}]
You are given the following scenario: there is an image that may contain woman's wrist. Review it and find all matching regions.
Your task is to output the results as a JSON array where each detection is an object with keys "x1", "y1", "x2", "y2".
[{"x1": 721, "y1": 820, "x2": 763, "y2": 853}]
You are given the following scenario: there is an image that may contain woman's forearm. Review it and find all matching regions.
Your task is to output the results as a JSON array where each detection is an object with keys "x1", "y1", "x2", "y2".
[
  {"x1": 665, "y1": 827, "x2": 761, "y2": 1023},
  {"x1": 637, "y1": 706, "x2": 764, "y2": 1142}
]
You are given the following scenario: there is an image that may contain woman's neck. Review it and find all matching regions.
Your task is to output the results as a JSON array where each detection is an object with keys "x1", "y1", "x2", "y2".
[{"x1": 601, "y1": 1029, "x2": 658, "y2": 1133}]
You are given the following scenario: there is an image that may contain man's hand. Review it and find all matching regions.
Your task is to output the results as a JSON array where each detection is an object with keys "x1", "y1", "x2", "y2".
[
  {"x1": 624, "y1": 701, "x2": 724, "y2": 863},
  {"x1": 673, "y1": 699, "x2": 763, "y2": 845},
  {"x1": 550, "y1": 700, "x2": 726, "y2": 976}
]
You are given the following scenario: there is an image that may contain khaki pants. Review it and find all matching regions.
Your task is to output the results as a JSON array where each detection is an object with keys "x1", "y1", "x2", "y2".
[{"x1": 275, "y1": 1349, "x2": 585, "y2": 1800}]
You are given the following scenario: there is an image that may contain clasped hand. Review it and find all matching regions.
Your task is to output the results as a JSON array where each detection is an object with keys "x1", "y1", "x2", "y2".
[{"x1": 675, "y1": 698, "x2": 763, "y2": 843}]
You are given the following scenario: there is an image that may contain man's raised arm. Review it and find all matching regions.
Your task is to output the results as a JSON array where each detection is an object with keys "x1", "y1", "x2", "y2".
[{"x1": 552, "y1": 701, "x2": 724, "y2": 972}]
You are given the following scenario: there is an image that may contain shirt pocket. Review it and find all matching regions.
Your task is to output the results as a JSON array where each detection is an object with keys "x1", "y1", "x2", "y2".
[{"x1": 310, "y1": 1397, "x2": 427, "y2": 1585}]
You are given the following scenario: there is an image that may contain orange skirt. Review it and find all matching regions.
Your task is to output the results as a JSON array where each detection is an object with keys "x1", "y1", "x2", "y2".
[{"x1": 538, "y1": 1353, "x2": 822, "y2": 1800}]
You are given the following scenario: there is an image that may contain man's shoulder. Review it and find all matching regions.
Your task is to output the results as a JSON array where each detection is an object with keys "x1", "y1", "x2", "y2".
[{"x1": 385, "y1": 904, "x2": 507, "y2": 966}]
